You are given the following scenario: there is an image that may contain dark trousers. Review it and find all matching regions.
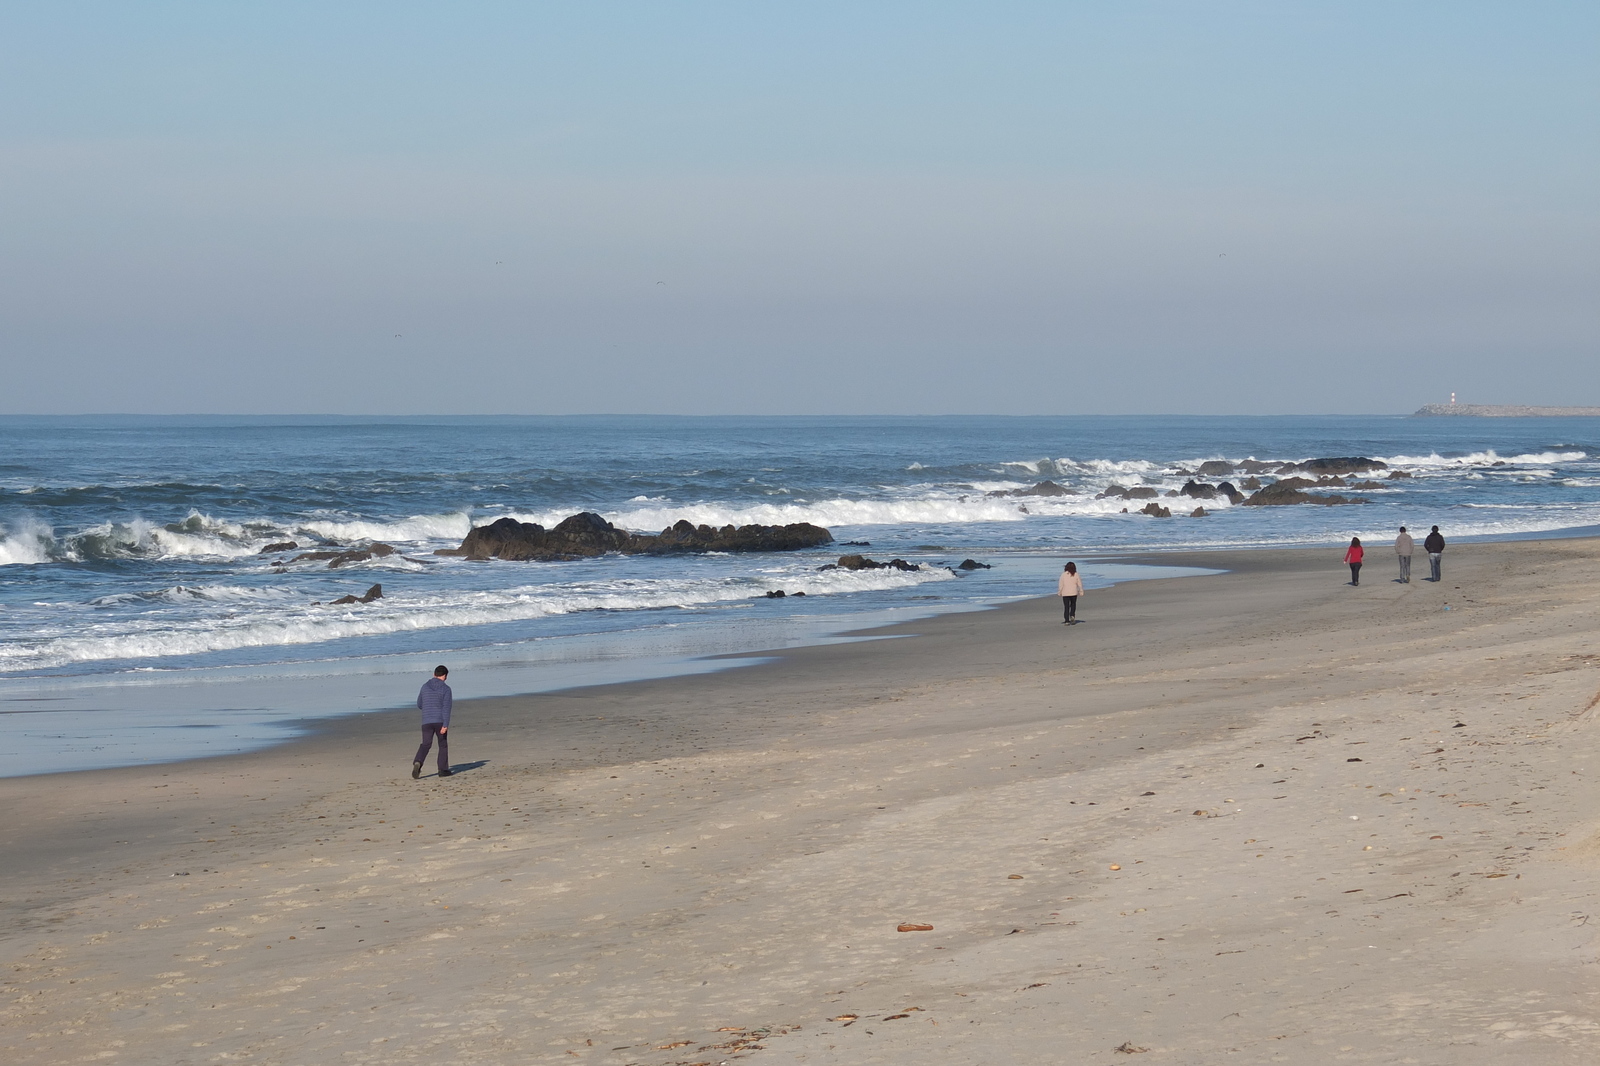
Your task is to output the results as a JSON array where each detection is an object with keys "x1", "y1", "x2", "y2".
[
  {"x1": 415, "y1": 723, "x2": 448, "y2": 773},
  {"x1": 1398, "y1": 555, "x2": 1411, "y2": 582},
  {"x1": 1429, "y1": 553, "x2": 1442, "y2": 581},
  {"x1": 1062, "y1": 595, "x2": 1078, "y2": 622},
  {"x1": 1349, "y1": 563, "x2": 1361, "y2": 585}
]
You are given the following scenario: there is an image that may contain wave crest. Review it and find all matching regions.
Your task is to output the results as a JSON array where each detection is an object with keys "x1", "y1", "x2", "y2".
[
  {"x1": 0, "y1": 517, "x2": 55, "y2": 566},
  {"x1": 2, "y1": 565, "x2": 955, "y2": 671}
]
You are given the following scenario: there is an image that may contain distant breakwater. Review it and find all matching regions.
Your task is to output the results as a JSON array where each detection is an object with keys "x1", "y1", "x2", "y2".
[{"x1": 1414, "y1": 403, "x2": 1600, "y2": 417}]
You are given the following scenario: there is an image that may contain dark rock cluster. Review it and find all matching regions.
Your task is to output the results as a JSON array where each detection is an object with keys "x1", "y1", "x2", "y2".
[
  {"x1": 1242, "y1": 483, "x2": 1364, "y2": 506},
  {"x1": 293, "y1": 543, "x2": 398, "y2": 568},
  {"x1": 319, "y1": 583, "x2": 383, "y2": 606},
  {"x1": 1178, "y1": 480, "x2": 1244, "y2": 503},
  {"x1": 822, "y1": 554, "x2": 920, "y2": 572},
  {"x1": 985, "y1": 480, "x2": 1070, "y2": 498},
  {"x1": 1098, "y1": 484, "x2": 1162, "y2": 500},
  {"x1": 440, "y1": 513, "x2": 834, "y2": 562}
]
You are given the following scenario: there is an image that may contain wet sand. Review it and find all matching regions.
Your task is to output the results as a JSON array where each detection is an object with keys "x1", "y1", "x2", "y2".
[{"x1": 4, "y1": 539, "x2": 1600, "y2": 1064}]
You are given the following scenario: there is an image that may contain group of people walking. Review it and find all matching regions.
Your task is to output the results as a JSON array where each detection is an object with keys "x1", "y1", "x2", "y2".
[{"x1": 1343, "y1": 525, "x2": 1446, "y2": 586}]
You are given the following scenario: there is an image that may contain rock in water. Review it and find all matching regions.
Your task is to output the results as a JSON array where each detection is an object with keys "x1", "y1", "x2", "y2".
[
  {"x1": 1243, "y1": 482, "x2": 1365, "y2": 506},
  {"x1": 441, "y1": 513, "x2": 833, "y2": 562},
  {"x1": 328, "y1": 583, "x2": 383, "y2": 606},
  {"x1": 1140, "y1": 502, "x2": 1172, "y2": 518},
  {"x1": 956, "y1": 558, "x2": 991, "y2": 570},
  {"x1": 291, "y1": 543, "x2": 396, "y2": 568},
  {"x1": 828, "y1": 554, "x2": 919, "y2": 571},
  {"x1": 1282, "y1": 456, "x2": 1388, "y2": 476}
]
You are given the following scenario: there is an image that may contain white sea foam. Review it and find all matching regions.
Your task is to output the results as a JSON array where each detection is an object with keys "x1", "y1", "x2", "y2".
[
  {"x1": 292, "y1": 511, "x2": 472, "y2": 544},
  {"x1": 13, "y1": 510, "x2": 475, "y2": 565},
  {"x1": 1378, "y1": 449, "x2": 1587, "y2": 469},
  {"x1": 505, "y1": 494, "x2": 1109, "y2": 531},
  {"x1": 0, "y1": 565, "x2": 955, "y2": 671},
  {"x1": 63, "y1": 515, "x2": 262, "y2": 562},
  {"x1": 89, "y1": 584, "x2": 300, "y2": 608},
  {"x1": 998, "y1": 456, "x2": 1162, "y2": 479},
  {"x1": 0, "y1": 517, "x2": 54, "y2": 566}
]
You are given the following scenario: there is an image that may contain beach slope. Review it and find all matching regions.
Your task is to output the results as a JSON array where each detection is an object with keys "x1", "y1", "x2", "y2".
[{"x1": 4, "y1": 540, "x2": 1600, "y2": 1064}]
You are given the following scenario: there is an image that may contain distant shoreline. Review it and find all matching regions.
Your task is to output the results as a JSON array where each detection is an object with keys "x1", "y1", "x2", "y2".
[{"x1": 1413, "y1": 402, "x2": 1600, "y2": 417}]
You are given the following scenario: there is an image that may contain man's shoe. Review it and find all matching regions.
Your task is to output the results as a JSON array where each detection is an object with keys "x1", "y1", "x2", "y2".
[
  {"x1": 438, "y1": 769, "x2": 453, "y2": 777},
  {"x1": 411, "y1": 761, "x2": 422, "y2": 780}
]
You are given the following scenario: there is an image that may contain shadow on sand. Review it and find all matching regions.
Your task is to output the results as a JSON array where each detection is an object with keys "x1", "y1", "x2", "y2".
[{"x1": 429, "y1": 760, "x2": 489, "y2": 779}]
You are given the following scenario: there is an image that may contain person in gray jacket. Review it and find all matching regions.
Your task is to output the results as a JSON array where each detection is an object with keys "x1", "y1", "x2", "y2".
[
  {"x1": 412, "y1": 665, "x2": 453, "y2": 779},
  {"x1": 1394, "y1": 526, "x2": 1414, "y2": 583}
]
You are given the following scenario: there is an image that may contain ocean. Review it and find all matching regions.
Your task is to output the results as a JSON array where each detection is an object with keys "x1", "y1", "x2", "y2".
[{"x1": 3, "y1": 414, "x2": 1597, "y2": 775}]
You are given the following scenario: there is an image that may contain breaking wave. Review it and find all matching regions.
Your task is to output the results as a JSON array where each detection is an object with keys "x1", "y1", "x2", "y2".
[
  {"x1": 1, "y1": 510, "x2": 475, "y2": 565},
  {"x1": 0, "y1": 517, "x2": 54, "y2": 566},
  {"x1": 0, "y1": 565, "x2": 955, "y2": 672},
  {"x1": 1378, "y1": 450, "x2": 1587, "y2": 469},
  {"x1": 502, "y1": 492, "x2": 1170, "y2": 532}
]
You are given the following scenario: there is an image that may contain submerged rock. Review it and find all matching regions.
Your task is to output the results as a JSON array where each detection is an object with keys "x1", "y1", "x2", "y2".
[
  {"x1": 328, "y1": 583, "x2": 383, "y2": 606},
  {"x1": 956, "y1": 558, "x2": 991, "y2": 570},
  {"x1": 1281, "y1": 456, "x2": 1389, "y2": 476},
  {"x1": 292, "y1": 543, "x2": 397, "y2": 568},
  {"x1": 441, "y1": 513, "x2": 833, "y2": 562},
  {"x1": 826, "y1": 554, "x2": 920, "y2": 572},
  {"x1": 1244, "y1": 482, "x2": 1366, "y2": 506},
  {"x1": 987, "y1": 479, "x2": 1070, "y2": 498},
  {"x1": 260, "y1": 541, "x2": 298, "y2": 554}
]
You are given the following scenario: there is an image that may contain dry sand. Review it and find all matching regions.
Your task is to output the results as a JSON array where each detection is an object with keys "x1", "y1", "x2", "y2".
[{"x1": 4, "y1": 539, "x2": 1600, "y2": 1065}]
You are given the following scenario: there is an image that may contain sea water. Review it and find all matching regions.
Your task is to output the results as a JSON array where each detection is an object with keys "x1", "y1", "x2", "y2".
[{"x1": 3, "y1": 414, "x2": 1596, "y2": 775}]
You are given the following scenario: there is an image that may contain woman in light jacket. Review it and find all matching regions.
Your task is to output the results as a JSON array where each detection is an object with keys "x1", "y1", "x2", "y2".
[
  {"x1": 1343, "y1": 537, "x2": 1364, "y2": 586},
  {"x1": 1058, "y1": 561, "x2": 1084, "y2": 623}
]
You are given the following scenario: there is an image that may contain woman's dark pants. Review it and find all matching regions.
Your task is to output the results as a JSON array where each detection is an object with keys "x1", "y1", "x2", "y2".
[
  {"x1": 1062, "y1": 595, "x2": 1077, "y2": 622},
  {"x1": 1349, "y1": 563, "x2": 1361, "y2": 585},
  {"x1": 415, "y1": 723, "x2": 448, "y2": 773}
]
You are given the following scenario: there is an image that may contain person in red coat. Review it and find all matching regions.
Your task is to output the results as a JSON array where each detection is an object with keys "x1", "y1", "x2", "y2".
[{"x1": 1343, "y1": 537, "x2": 1364, "y2": 586}]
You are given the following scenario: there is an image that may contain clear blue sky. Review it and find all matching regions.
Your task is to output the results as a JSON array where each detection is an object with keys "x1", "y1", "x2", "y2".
[{"x1": 2, "y1": 2, "x2": 1595, "y2": 414}]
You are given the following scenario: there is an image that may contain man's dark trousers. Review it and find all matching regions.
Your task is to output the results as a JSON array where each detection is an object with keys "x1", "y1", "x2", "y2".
[{"x1": 415, "y1": 723, "x2": 448, "y2": 775}]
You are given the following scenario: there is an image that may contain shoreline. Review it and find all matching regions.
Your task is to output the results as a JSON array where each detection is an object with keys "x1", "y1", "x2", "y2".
[
  {"x1": 5, "y1": 537, "x2": 1600, "y2": 1063},
  {"x1": 12, "y1": 515, "x2": 1600, "y2": 782}
]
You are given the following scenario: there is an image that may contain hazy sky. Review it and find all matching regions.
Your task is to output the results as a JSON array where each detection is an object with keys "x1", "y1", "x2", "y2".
[{"x1": 2, "y1": 2, "x2": 1595, "y2": 415}]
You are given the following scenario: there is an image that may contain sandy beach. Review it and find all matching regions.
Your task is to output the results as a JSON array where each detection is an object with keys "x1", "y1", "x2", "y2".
[{"x1": 4, "y1": 538, "x2": 1600, "y2": 1065}]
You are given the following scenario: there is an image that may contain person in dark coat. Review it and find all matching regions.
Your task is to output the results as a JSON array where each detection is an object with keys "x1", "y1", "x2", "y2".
[
  {"x1": 412, "y1": 665, "x2": 453, "y2": 779},
  {"x1": 1423, "y1": 526, "x2": 1446, "y2": 582}
]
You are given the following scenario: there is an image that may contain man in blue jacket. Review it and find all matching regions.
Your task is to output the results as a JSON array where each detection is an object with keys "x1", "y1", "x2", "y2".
[{"x1": 412, "y1": 665, "x2": 453, "y2": 779}]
